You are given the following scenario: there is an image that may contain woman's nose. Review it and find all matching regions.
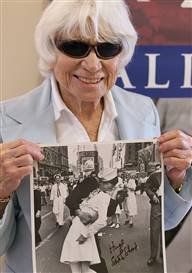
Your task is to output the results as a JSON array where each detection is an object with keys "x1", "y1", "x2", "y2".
[{"x1": 81, "y1": 51, "x2": 102, "y2": 72}]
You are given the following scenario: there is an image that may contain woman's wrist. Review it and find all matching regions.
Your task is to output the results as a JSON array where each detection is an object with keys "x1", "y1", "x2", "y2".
[
  {"x1": 166, "y1": 169, "x2": 186, "y2": 192},
  {"x1": 0, "y1": 183, "x2": 11, "y2": 218},
  {"x1": 174, "y1": 184, "x2": 183, "y2": 194},
  {"x1": 0, "y1": 183, "x2": 11, "y2": 199},
  {"x1": 0, "y1": 197, "x2": 10, "y2": 219}
]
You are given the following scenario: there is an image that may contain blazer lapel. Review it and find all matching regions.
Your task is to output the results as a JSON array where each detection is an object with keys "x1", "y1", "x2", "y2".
[
  {"x1": 115, "y1": 102, "x2": 160, "y2": 140},
  {"x1": 112, "y1": 85, "x2": 160, "y2": 140},
  {"x1": 1, "y1": 104, "x2": 57, "y2": 144},
  {"x1": 17, "y1": 176, "x2": 31, "y2": 229},
  {"x1": 1, "y1": 78, "x2": 57, "y2": 144},
  {"x1": 115, "y1": 107, "x2": 149, "y2": 140}
]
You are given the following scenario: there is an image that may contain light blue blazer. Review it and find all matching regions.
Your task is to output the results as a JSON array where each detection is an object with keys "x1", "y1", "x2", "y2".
[{"x1": 0, "y1": 78, "x2": 191, "y2": 273}]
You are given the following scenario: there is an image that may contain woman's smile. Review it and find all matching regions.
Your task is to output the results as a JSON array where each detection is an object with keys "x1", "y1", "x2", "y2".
[{"x1": 74, "y1": 75, "x2": 104, "y2": 84}]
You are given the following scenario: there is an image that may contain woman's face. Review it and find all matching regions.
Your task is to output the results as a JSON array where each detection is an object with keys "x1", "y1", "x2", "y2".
[{"x1": 53, "y1": 42, "x2": 121, "y2": 103}]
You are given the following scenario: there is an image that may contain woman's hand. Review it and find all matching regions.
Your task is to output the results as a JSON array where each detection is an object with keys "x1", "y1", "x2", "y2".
[
  {"x1": 159, "y1": 130, "x2": 192, "y2": 190},
  {"x1": 0, "y1": 139, "x2": 44, "y2": 198}
]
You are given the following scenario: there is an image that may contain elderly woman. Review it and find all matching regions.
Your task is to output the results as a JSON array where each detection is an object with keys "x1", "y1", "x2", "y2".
[{"x1": 0, "y1": 0, "x2": 191, "y2": 273}]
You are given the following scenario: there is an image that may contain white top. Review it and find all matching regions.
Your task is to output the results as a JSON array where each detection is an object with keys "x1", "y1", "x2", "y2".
[{"x1": 51, "y1": 74, "x2": 120, "y2": 143}]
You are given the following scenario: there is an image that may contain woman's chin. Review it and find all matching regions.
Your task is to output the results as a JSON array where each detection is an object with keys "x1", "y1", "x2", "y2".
[
  {"x1": 73, "y1": 89, "x2": 106, "y2": 104},
  {"x1": 81, "y1": 93, "x2": 105, "y2": 103}
]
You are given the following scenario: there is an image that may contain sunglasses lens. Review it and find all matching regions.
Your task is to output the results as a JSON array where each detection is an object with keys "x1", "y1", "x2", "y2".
[
  {"x1": 97, "y1": 43, "x2": 121, "y2": 58},
  {"x1": 57, "y1": 41, "x2": 89, "y2": 58},
  {"x1": 57, "y1": 41, "x2": 122, "y2": 59}
]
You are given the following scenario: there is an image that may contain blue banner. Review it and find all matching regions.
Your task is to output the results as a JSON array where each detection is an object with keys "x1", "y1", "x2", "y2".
[{"x1": 117, "y1": 46, "x2": 192, "y2": 98}]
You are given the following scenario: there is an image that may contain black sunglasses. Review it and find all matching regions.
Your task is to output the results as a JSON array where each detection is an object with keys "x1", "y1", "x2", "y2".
[{"x1": 56, "y1": 41, "x2": 122, "y2": 59}]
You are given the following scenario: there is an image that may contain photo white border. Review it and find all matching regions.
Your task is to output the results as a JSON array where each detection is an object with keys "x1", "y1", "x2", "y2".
[{"x1": 30, "y1": 137, "x2": 167, "y2": 273}]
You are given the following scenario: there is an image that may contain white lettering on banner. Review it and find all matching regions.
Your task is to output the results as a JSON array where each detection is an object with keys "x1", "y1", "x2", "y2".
[
  {"x1": 181, "y1": 54, "x2": 192, "y2": 88},
  {"x1": 119, "y1": 53, "x2": 192, "y2": 91},
  {"x1": 119, "y1": 69, "x2": 136, "y2": 89},
  {"x1": 145, "y1": 54, "x2": 170, "y2": 89},
  {"x1": 137, "y1": 0, "x2": 192, "y2": 8},
  {"x1": 181, "y1": 0, "x2": 192, "y2": 8}
]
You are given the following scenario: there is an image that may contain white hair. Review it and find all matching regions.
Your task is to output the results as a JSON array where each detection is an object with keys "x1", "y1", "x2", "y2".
[{"x1": 35, "y1": 0, "x2": 138, "y2": 77}]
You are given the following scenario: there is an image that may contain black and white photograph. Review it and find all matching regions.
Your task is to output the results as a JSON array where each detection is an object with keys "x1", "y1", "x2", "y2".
[{"x1": 31, "y1": 140, "x2": 166, "y2": 273}]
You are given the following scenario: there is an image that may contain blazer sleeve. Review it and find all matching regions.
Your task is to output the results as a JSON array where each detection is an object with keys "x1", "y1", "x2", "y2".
[
  {"x1": 0, "y1": 198, "x2": 16, "y2": 255},
  {"x1": 0, "y1": 131, "x2": 17, "y2": 255},
  {"x1": 164, "y1": 167, "x2": 192, "y2": 230}
]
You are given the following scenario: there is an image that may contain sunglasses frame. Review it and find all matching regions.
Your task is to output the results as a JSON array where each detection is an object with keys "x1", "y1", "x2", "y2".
[{"x1": 56, "y1": 40, "x2": 122, "y2": 60}]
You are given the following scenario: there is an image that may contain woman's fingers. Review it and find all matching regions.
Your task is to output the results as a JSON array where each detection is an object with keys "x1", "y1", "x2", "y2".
[
  {"x1": 163, "y1": 156, "x2": 191, "y2": 171},
  {"x1": 158, "y1": 130, "x2": 192, "y2": 188},
  {"x1": 0, "y1": 139, "x2": 44, "y2": 198},
  {"x1": 0, "y1": 139, "x2": 44, "y2": 161},
  {"x1": 159, "y1": 130, "x2": 192, "y2": 153}
]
